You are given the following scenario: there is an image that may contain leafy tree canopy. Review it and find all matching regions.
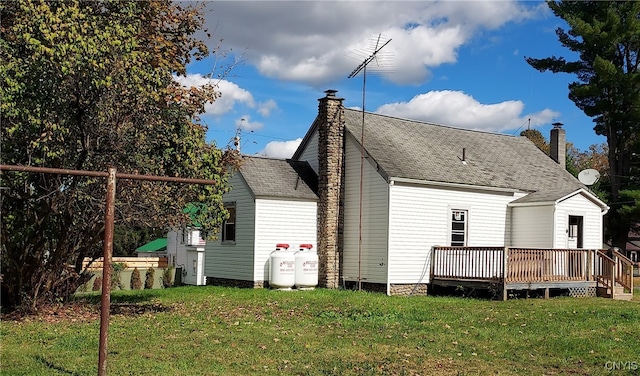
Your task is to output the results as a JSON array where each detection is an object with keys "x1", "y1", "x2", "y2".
[
  {"x1": 0, "y1": 0, "x2": 237, "y2": 311},
  {"x1": 526, "y1": 1, "x2": 640, "y2": 248},
  {"x1": 520, "y1": 129, "x2": 550, "y2": 154}
]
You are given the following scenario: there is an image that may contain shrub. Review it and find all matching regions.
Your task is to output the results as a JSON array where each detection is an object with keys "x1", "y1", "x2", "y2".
[
  {"x1": 130, "y1": 268, "x2": 142, "y2": 290},
  {"x1": 93, "y1": 275, "x2": 102, "y2": 291},
  {"x1": 110, "y1": 263, "x2": 125, "y2": 290},
  {"x1": 144, "y1": 268, "x2": 155, "y2": 289},
  {"x1": 162, "y1": 265, "x2": 174, "y2": 288}
]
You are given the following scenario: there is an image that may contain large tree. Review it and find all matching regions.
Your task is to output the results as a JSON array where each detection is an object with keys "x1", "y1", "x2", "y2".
[
  {"x1": 0, "y1": 0, "x2": 235, "y2": 311},
  {"x1": 526, "y1": 1, "x2": 640, "y2": 248}
]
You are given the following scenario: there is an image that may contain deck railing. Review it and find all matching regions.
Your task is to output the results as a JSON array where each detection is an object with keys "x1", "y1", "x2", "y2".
[
  {"x1": 431, "y1": 247, "x2": 504, "y2": 281},
  {"x1": 432, "y1": 247, "x2": 600, "y2": 283},
  {"x1": 431, "y1": 246, "x2": 633, "y2": 298},
  {"x1": 595, "y1": 249, "x2": 634, "y2": 294},
  {"x1": 611, "y1": 249, "x2": 634, "y2": 292},
  {"x1": 594, "y1": 251, "x2": 615, "y2": 295},
  {"x1": 506, "y1": 248, "x2": 593, "y2": 283}
]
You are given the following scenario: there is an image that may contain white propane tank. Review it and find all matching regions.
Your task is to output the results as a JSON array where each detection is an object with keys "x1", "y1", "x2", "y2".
[
  {"x1": 295, "y1": 244, "x2": 318, "y2": 290},
  {"x1": 269, "y1": 244, "x2": 295, "y2": 290}
]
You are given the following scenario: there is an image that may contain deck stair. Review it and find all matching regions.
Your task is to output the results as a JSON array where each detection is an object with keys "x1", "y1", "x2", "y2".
[{"x1": 594, "y1": 249, "x2": 634, "y2": 301}]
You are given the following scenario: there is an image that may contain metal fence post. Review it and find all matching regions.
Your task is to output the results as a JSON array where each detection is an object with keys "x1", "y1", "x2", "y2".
[{"x1": 98, "y1": 167, "x2": 116, "y2": 376}]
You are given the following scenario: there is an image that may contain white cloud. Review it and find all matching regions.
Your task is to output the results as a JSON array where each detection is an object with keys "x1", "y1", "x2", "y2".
[
  {"x1": 203, "y1": 1, "x2": 544, "y2": 86},
  {"x1": 257, "y1": 99, "x2": 278, "y2": 117},
  {"x1": 376, "y1": 90, "x2": 559, "y2": 133},
  {"x1": 258, "y1": 138, "x2": 303, "y2": 159},
  {"x1": 173, "y1": 74, "x2": 254, "y2": 116},
  {"x1": 235, "y1": 115, "x2": 263, "y2": 132}
]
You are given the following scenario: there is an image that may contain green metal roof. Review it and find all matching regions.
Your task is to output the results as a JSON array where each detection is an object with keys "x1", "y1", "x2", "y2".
[
  {"x1": 135, "y1": 238, "x2": 167, "y2": 253},
  {"x1": 183, "y1": 202, "x2": 204, "y2": 227}
]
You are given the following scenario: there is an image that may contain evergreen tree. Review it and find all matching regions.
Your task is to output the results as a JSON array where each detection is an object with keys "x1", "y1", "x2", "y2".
[{"x1": 526, "y1": 1, "x2": 640, "y2": 248}]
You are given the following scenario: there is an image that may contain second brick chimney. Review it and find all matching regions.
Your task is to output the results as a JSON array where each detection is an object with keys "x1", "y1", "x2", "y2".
[
  {"x1": 549, "y1": 123, "x2": 567, "y2": 168},
  {"x1": 317, "y1": 90, "x2": 345, "y2": 289},
  {"x1": 550, "y1": 122, "x2": 566, "y2": 170}
]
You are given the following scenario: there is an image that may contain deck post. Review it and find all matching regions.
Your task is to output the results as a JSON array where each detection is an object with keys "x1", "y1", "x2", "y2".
[
  {"x1": 502, "y1": 247, "x2": 508, "y2": 301},
  {"x1": 430, "y1": 247, "x2": 436, "y2": 283},
  {"x1": 611, "y1": 250, "x2": 617, "y2": 300},
  {"x1": 544, "y1": 288, "x2": 549, "y2": 299},
  {"x1": 586, "y1": 249, "x2": 593, "y2": 281}
]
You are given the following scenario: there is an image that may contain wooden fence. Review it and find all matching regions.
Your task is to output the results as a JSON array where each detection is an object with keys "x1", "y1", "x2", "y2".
[{"x1": 82, "y1": 257, "x2": 168, "y2": 270}]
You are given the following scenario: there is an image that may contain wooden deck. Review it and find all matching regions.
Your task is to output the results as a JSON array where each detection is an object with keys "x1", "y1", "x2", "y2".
[{"x1": 431, "y1": 247, "x2": 634, "y2": 300}]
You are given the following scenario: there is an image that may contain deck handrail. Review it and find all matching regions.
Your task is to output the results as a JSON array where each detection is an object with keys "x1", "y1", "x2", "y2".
[
  {"x1": 610, "y1": 249, "x2": 634, "y2": 293},
  {"x1": 594, "y1": 251, "x2": 615, "y2": 296}
]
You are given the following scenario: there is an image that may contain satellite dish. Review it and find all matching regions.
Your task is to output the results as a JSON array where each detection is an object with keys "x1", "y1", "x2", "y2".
[{"x1": 578, "y1": 169, "x2": 601, "y2": 185}]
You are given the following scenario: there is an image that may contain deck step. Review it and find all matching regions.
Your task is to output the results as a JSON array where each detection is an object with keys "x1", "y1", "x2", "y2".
[
  {"x1": 613, "y1": 292, "x2": 633, "y2": 301},
  {"x1": 596, "y1": 285, "x2": 634, "y2": 300}
]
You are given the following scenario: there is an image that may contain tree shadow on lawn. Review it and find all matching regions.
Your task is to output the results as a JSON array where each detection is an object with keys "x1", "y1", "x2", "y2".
[
  {"x1": 73, "y1": 290, "x2": 161, "y2": 305},
  {"x1": 73, "y1": 291, "x2": 172, "y2": 316},
  {"x1": 35, "y1": 355, "x2": 83, "y2": 376}
]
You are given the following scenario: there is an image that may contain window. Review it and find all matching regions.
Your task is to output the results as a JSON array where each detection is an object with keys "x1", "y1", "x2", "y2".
[
  {"x1": 450, "y1": 210, "x2": 467, "y2": 247},
  {"x1": 222, "y1": 203, "x2": 236, "y2": 242},
  {"x1": 192, "y1": 260, "x2": 197, "y2": 276}
]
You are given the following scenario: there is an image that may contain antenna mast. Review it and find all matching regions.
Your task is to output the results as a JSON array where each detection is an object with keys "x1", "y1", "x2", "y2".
[
  {"x1": 348, "y1": 34, "x2": 391, "y2": 291},
  {"x1": 233, "y1": 118, "x2": 245, "y2": 153}
]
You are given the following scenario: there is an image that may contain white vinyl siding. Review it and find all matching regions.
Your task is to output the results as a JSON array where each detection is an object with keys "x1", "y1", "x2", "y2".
[
  {"x1": 184, "y1": 248, "x2": 206, "y2": 285},
  {"x1": 342, "y1": 136, "x2": 389, "y2": 284},
  {"x1": 205, "y1": 173, "x2": 256, "y2": 281},
  {"x1": 554, "y1": 193, "x2": 603, "y2": 249},
  {"x1": 510, "y1": 205, "x2": 555, "y2": 248},
  {"x1": 254, "y1": 199, "x2": 317, "y2": 282},
  {"x1": 388, "y1": 183, "x2": 515, "y2": 284},
  {"x1": 297, "y1": 130, "x2": 319, "y2": 174}
]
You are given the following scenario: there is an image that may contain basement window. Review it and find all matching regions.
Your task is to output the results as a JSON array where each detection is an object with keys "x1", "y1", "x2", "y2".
[
  {"x1": 222, "y1": 202, "x2": 236, "y2": 243},
  {"x1": 450, "y1": 210, "x2": 467, "y2": 247}
]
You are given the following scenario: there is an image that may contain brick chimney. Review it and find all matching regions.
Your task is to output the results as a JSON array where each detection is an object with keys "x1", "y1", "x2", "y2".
[
  {"x1": 317, "y1": 89, "x2": 345, "y2": 289},
  {"x1": 550, "y1": 122, "x2": 566, "y2": 170}
]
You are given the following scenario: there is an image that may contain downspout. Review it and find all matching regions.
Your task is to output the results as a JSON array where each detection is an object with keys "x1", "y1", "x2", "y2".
[
  {"x1": 552, "y1": 204, "x2": 558, "y2": 248},
  {"x1": 386, "y1": 180, "x2": 393, "y2": 296}
]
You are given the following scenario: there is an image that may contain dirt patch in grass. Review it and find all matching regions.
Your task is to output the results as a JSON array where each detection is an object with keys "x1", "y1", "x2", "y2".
[
  {"x1": 1, "y1": 302, "x2": 100, "y2": 324},
  {"x1": 109, "y1": 302, "x2": 171, "y2": 316},
  {"x1": 2, "y1": 301, "x2": 171, "y2": 323}
]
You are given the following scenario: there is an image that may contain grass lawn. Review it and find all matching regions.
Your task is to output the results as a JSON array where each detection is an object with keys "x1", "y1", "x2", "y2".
[{"x1": 2, "y1": 286, "x2": 639, "y2": 375}]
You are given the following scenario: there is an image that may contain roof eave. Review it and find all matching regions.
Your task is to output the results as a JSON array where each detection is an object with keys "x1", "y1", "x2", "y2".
[{"x1": 390, "y1": 176, "x2": 522, "y2": 195}]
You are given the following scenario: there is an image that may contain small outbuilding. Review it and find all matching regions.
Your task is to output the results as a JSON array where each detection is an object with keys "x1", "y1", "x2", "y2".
[{"x1": 204, "y1": 156, "x2": 318, "y2": 287}]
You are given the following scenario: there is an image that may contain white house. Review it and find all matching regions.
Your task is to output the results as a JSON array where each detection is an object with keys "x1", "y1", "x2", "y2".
[
  {"x1": 206, "y1": 90, "x2": 609, "y2": 295},
  {"x1": 167, "y1": 227, "x2": 206, "y2": 285},
  {"x1": 204, "y1": 157, "x2": 318, "y2": 287}
]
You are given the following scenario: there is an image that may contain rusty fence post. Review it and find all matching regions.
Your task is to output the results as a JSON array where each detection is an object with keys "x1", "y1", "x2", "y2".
[{"x1": 98, "y1": 167, "x2": 116, "y2": 376}]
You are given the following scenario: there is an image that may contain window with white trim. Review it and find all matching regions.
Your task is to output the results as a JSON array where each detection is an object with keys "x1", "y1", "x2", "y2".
[
  {"x1": 450, "y1": 210, "x2": 467, "y2": 246},
  {"x1": 222, "y1": 202, "x2": 236, "y2": 243}
]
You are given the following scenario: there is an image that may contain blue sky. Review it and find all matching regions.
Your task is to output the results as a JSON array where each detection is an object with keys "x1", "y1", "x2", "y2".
[{"x1": 180, "y1": 1, "x2": 607, "y2": 158}]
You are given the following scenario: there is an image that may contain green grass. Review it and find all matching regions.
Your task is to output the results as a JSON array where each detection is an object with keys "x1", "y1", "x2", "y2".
[{"x1": 2, "y1": 287, "x2": 639, "y2": 375}]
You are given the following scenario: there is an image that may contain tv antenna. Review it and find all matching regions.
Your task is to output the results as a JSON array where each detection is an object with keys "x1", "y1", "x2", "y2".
[
  {"x1": 348, "y1": 33, "x2": 392, "y2": 291},
  {"x1": 232, "y1": 118, "x2": 245, "y2": 152}
]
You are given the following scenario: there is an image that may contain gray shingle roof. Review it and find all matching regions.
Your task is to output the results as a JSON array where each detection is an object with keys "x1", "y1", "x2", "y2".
[
  {"x1": 343, "y1": 108, "x2": 587, "y2": 200},
  {"x1": 239, "y1": 156, "x2": 318, "y2": 200}
]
